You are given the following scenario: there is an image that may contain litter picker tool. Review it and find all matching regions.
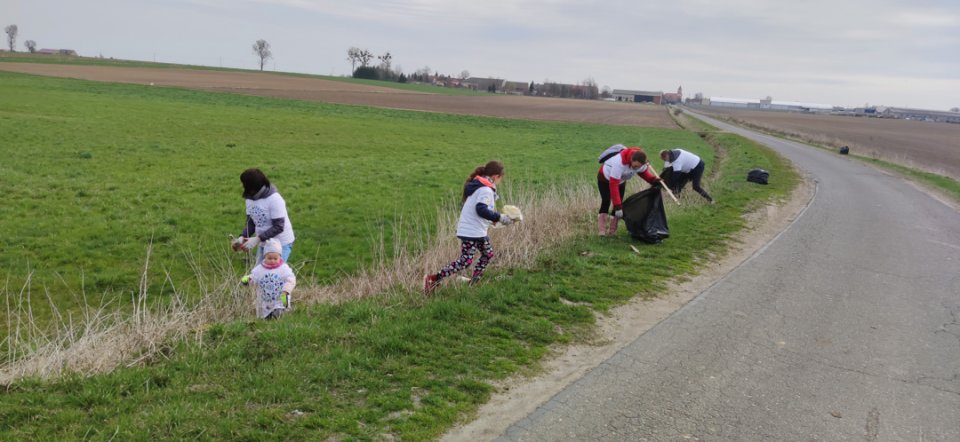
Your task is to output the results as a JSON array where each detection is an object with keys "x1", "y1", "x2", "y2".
[{"x1": 647, "y1": 165, "x2": 680, "y2": 205}]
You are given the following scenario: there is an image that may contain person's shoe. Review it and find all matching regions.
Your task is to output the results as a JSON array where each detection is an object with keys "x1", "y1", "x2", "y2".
[
  {"x1": 469, "y1": 275, "x2": 482, "y2": 286},
  {"x1": 607, "y1": 215, "x2": 619, "y2": 236},
  {"x1": 597, "y1": 213, "x2": 609, "y2": 237},
  {"x1": 423, "y1": 273, "x2": 439, "y2": 295}
]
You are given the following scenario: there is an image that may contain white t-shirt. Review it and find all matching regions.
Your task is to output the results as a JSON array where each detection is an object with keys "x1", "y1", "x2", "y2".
[
  {"x1": 250, "y1": 263, "x2": 296, "y2": 319},
  {"x1": 601, "y1": 154, "x2": 639, "y2": 182},
  {"x1": 666, "y1": 149, "x2": 702, "y2": 173},
  {"x1": 246, "y1": 192, "x2": 295, "y2": 244},
  {"x1": 457, "y1": 186, "x2": 498, "y2": 238}
]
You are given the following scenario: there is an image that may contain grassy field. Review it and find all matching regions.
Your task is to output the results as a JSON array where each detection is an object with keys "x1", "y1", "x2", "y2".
[
  {"x1": 0, "y1": 71, "x2": 697, "y2": 326},
  {"x1": 0, "y1": 103, "x2": 797, "y2": 440}
]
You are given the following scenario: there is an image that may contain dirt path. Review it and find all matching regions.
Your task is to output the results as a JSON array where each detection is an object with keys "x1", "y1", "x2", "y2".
[{"x1": 0, "y1": 63, "x2": 676, "y2": 128}]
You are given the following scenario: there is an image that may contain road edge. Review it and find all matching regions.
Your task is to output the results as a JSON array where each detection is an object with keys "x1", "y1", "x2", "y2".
[{"x1": 442, "y1": 172, "x2": 816, "y2": 442}]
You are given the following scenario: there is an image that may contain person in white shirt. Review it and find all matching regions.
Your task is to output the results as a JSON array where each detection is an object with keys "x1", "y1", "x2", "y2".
[
  {"x1": 231, "y1": 168, "x2": 296, "y2": 264},
  {"x1": 242, "y1": 239, "x2": 296, "y2": 319},
  {"x1": 659, "y1": 149, "x2": 714, "y2": 203},
  {"x1": 596, "y1": 145, "x2": 662, "y2": 236},
  {"x1": 424, "y1": 160, "x2": 515, "y2": 295}
]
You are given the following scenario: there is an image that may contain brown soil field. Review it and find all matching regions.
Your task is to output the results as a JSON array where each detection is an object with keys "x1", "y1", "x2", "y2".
[
  {"x1": 692, "y1": 106, "x2": 960, "y2": 179},
  {"x1": 0, "y1": 63, "x2": 675, "y2": 128}
]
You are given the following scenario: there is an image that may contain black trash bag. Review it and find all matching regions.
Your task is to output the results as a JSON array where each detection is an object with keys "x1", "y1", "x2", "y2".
[
  {"x1": 622, "y1": 187, "x2": 669, "y2": 244},
  {"x1": 839, "y1": 146, "x2": 850, "y2": 155},
  {"x1": 747, "y1": 168, "x2": 769, "y2": 185},
  {"x1": 659, "y1": 167, "x2": 682, "y2": 195}
]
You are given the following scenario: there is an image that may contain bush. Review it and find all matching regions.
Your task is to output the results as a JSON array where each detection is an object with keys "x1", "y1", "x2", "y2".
[{"x1": 352, "y1": 66, "x2": 379, "y2": 80}]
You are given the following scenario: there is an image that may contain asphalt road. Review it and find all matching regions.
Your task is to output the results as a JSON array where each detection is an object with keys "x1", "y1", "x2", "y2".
[{"x1": 498, "y1": 113, "x2": 960, "y2": 441}]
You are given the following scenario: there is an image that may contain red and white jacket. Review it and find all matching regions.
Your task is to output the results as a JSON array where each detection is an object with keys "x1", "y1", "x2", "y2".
[{"x1": 598, "y1": 147, "x2": 658, "y2": 208}]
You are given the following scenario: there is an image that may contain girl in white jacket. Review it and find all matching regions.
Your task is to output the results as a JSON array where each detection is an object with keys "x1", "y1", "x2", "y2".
[
  {"x1": 243, "y1": 239, "x2": 296, "y2": 319},
  {"x1": 424, "y1": 161, "x2": 514, "y2": 295}
]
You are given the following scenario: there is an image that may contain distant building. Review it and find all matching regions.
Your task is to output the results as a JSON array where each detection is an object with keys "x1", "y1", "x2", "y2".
[
  {"x1": 708, "y1": 96, "x2": 833, "y2": 112},
  {"x1": 461, "y1": 77, "x2": 505, "y2": 92},
  {"x1": 612, "y1": 89, "x2": 663, "y2": 104},
  {"x1": 878, "y1": 107, "x2": 960, "y2": 123},
  {"x1": 662, "y1": 86, "x2": 683, "y2": 104},
  {"x1": 502, "y1": 81, "x2": 529, "y2": 95}
]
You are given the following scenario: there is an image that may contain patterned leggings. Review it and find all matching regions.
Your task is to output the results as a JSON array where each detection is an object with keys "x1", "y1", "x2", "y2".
[{"x1": 437, "y1": 238, "x2": 495, "y2": 281}]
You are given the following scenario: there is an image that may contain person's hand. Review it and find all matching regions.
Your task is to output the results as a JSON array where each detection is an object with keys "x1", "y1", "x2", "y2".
[
  {"x1": 614, "y1": 209, "x2": 623, "y2": 219},
  {"x1": 231, "y1": 236, "x2": 246, "y2": 252},
  {"x1": 499, "y1": 215, "x2": 514, "y2": 226},
  {"x1": 242, "y1": 236, "x2": 261, "y2": 251}
]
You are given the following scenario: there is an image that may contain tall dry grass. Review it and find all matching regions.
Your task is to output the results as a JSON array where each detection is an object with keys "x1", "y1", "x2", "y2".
[
  {"x1": 0, "y1": 244, "x2": 250, "y2": 384},
  {"x1": 1, "y1": 180, "x2": 598, "y2": 384},
  {"x1": 302, "y1": 181, "x2": 596, "y2": 303}
]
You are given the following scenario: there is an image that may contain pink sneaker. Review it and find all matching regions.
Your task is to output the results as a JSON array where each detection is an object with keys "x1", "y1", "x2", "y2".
[{"x1": 423, "y1": 274, "x2": 439, "y2": 295}]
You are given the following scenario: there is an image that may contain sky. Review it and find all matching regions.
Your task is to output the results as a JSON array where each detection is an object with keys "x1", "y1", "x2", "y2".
[{"x1": 3, "y1": 0, "x2": 959, "y2": 110}]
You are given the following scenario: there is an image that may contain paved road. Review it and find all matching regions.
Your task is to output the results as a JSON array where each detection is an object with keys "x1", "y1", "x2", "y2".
[{"x1": 499, "y1": 113, "x2": 960, "y2": 441}]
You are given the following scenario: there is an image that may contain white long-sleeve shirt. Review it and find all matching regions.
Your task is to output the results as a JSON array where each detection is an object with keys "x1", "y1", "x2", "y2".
[{"x1": 250, "y1": 263, "x2": 296, "y2": 319}]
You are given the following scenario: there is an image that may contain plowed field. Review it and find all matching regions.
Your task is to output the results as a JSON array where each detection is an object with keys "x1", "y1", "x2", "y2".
[
  {"x1": 693, "y1": 106, "x2": 960, "y2": 179},
  {"x1": 0, "y1": 63, "x2": 675, "y2": 128}
]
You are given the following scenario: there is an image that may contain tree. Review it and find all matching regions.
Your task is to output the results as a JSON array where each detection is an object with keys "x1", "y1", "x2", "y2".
[
  {"x1": 377, "y1": 51, "x2": 392, "y2": 71},
  {"x1": 24, "y1": 39, "x2": 36, "y2": 53},
  {"x1": 251, "y1": 39, "x2": 272, "y2": 71},
  {"x1": 5, "y1": 24, "x2": 17, "y2": 52},
  {"x1": 951, "y1": 107, "x2": 959, "y2": 112},
  {"x1": 346, "y1": 47, "x2": 361, "y2": 72},
  {"x1": 415, "y1": 66, "x2": 431, "y2": 81},
  {"x1": 458, "y1": 70, "x2": 470, "y2": 80},
  {"x1": 358, "y1": 49, "x2": 374, "y2": 68}
]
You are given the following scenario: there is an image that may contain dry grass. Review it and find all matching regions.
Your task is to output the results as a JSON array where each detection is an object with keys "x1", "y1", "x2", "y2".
[
  {"x1": 1, "y1": 181, "x2": 597, "y2": 384},
  {"x1": 300, "y1": 181, "x2": 596, "y2": 302},
  {"x1": 0, "y1": 244, "x2": 249, "y2": 384}
]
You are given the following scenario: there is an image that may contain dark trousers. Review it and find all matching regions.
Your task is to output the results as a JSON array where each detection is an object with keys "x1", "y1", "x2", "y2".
[
  {"x1": 597, "y1": 175, "x2": 626, "y2": 214},
  {"x1": 672, "y1": 160, "x2": 712, "y2": 202}
]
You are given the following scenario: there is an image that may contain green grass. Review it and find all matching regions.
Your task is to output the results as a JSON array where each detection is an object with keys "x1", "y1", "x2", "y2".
[
  {"x1": 861, "y1": 158, "x2": 960, "y2": 202},
  {"x1": 0, "y1": 71, "x2": 696, "y2": 325},
  {"x1": 0, "y1": 124, "x2": 796, "y2": 439},
  {"x1": 0, "y1": 68, "x2": 799, "y2": 439},
  {"x1": 0, "y1": 53, "x2": 487, "y2": 96}
]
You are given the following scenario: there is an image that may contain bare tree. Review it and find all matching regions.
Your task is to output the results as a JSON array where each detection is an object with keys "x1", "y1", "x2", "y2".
[
  {"x1": 346, "y1": 47, "x2": 361, "y2": 73},
  {"x1": 24, "y1": 39, "x2": 36, "y2": 53},
  {"x1": 951, "y1": 107, "x2": 959, "y2": 113},
  {"x1": 377, "y1": 51, "x2": 392, "y2": 71},
  {"x1": 5, "y1": 25, "x2": 17, "y2": 52},
  {"x1": 415, "y1": 66, "x2": 431, "y2": 78},
  {"x1": 358, "y1": 49, "x2": 374, "y2": 68},
  {"x1": 251, "y1": 39, "x2": 272, "y2": 71},
  {"x1": 458, "y1": 70, "x2": 470, "y2": 80}
]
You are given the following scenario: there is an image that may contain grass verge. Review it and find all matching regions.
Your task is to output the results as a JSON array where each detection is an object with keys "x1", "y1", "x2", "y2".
[{"x1": 0, "y1": 112, "x2": 798, "y2": 440}]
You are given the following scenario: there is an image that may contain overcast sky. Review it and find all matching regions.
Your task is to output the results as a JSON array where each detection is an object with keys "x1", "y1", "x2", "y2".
[{"x1": 4, "y1": 0, "x2": 958, "y2": 109}]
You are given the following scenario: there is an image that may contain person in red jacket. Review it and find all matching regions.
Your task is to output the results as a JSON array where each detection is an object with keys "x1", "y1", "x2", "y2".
[{"x1": 597, "y1": 145, "x2": 661, "y2": 236}]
